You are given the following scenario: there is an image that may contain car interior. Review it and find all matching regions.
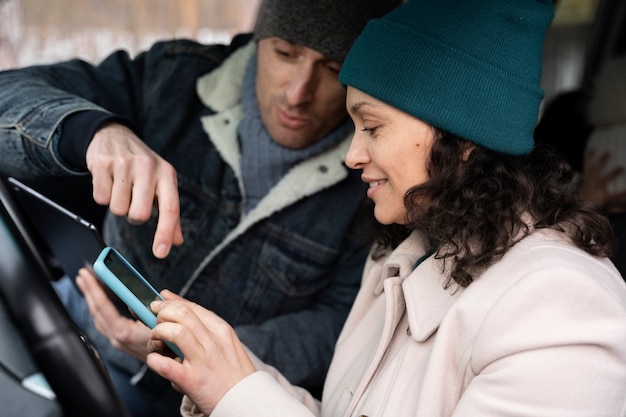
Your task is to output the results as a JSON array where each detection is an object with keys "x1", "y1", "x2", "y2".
[
  {"x1": 0, "y1": 177, "x2": 131, "y2": 416},
  {"x1": 0, "y1": 0, "x2": 624, "y2": 415}
]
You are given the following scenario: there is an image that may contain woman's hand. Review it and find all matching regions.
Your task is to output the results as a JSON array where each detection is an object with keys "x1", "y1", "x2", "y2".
[
  {"x1": 76, "y1": 267, "x2": 152, "y2": 361},
  {"x1": 147, "y1": 292, "x2": 257, "y2": 415}
]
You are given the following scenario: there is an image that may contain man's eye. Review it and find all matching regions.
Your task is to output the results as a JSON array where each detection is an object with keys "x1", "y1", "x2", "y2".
[
  {"x1": 362, "y1": 127, "x2": 378, "y2": 134},
  {"x1": 327, "y1": 64, "x2": 341, "y2": 75},
  {"x1": 275, "y1": 48, "x2": 294, "y2": 58}
]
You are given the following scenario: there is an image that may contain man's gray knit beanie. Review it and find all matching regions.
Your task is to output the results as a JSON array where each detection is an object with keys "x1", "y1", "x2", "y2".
[{"x1": 252, "y1": 0, "x2": 403, "y2": 63}]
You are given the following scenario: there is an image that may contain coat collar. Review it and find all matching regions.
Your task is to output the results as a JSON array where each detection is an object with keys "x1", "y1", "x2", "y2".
[
  {"x1": 196, "y1": 41, "x2": 254, "y2": 181},
  {"x1": 403, "y1": 259, "x2": 462, "y2": 342},
  {"x1": 196, "y1": 41, "x2": 254, "y2": 112},
  {"x1": 376, "y1": 231, "x2": 463, "y2": 343},
  {"x1": 374, "y1": 231, "x2": 430, "y2": 295}
]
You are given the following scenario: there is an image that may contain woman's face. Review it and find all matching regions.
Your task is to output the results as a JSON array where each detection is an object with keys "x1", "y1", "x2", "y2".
[{"x1": 345, "y1": 87, "x2": 435, "y2": 225}]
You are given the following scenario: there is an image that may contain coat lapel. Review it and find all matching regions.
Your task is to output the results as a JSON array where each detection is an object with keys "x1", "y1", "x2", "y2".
[{"x1": 403, "y1": 257, "x2": 463, "y2": 342}]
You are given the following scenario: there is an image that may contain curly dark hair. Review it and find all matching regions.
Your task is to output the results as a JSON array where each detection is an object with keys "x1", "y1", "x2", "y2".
[{"x1": 371, "y1": 129, "x2": 615, "y2": 288}]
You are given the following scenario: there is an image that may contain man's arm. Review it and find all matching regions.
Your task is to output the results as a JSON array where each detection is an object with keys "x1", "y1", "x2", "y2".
[
  {"x1": 0, "y1": 47, "x2": 184, "y2": 256},
  {"x1": 0, "y1": 64, "x2": 110, "y2": 177}
]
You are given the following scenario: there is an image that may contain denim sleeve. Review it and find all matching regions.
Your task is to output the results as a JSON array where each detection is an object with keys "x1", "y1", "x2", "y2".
[
  {"x1": 0, "y1": 48, "x2": 152, "y2": 179},
  {"x1": 0, "y1": 37, "x2": 251, "y2": 180},
  {"x1": 0, "y1": 69, "x2": 112, "y2": 177},
  {"x1": 233, "y1": 233, "x2": 369, "y2": 392}
]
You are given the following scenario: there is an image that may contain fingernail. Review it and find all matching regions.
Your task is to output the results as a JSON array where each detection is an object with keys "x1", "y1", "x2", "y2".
[{"x1": 155, "y1": 244, "x2": 169, "y2": 259}]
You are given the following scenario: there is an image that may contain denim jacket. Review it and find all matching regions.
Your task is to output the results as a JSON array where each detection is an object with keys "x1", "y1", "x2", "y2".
[{"x1": 0, "y1": 35, "x2": 372, "y2": 389}]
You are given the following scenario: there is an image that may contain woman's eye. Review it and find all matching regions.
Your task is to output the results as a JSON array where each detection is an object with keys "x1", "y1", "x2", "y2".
[{"x1": 362, "y1": 127, "x2": 378, "y2": 134}]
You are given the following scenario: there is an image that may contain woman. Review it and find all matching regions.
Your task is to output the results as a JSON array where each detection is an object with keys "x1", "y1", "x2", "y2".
[{"x1": 141, "y1": 0, "x2": 626, "y2": 415}]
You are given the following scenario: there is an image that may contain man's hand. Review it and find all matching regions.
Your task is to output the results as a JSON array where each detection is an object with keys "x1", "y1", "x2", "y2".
[
  {"x1": 86, "y1": 123, "x2": 184, "y2": 259},
  {"x1": 76, "y1": 267, "x2": 152, "y2": 362}
]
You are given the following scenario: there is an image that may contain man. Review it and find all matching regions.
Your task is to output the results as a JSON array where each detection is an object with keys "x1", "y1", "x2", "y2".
[{"x1": 0, "y1": 0, "x2": 402, "y2": 416}]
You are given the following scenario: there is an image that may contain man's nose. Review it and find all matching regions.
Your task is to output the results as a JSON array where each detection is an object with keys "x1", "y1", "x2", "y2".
[{"x1": 285, "y1": 66, "x2": 316, "y2": 106}]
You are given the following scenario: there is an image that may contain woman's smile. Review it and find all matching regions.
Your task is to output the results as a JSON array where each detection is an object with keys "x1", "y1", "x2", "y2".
[{"x1": 346, "y1": 87, "x2": 435, "y2": 225}]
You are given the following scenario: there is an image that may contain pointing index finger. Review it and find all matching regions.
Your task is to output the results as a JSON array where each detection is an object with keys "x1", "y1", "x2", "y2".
[{"x1": 151, "y1": 172, "x2": 184, "y2": 258}]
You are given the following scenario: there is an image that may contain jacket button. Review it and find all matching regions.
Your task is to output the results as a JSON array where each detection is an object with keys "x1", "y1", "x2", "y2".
[{"x1": 318, "y1": 164, "x2": 328, "y2": 173}]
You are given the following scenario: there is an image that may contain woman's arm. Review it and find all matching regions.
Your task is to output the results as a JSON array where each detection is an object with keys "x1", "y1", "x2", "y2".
[{"x1": 148, "y1": 292, "x2": 321, "y2": 417}]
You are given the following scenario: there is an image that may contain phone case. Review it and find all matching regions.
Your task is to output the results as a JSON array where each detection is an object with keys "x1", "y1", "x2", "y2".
[{"x1": 93, "y1": 246, "x2": 183, "y2": 358}]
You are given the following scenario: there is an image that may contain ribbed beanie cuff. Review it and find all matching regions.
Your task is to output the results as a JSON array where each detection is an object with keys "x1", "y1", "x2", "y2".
[{"x1": 339, "y1": 0, "x2": 555, "y2": 155}]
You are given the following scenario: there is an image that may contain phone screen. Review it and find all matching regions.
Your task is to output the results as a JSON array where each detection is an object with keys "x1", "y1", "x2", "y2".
[{"x1": 103, "y1": 250, "x2": 159, "y2": 308}]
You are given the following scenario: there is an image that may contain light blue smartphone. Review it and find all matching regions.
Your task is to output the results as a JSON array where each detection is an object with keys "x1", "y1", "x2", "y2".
[{"x1": 93, "y1": 246, "x2": 183, "y2": 358}]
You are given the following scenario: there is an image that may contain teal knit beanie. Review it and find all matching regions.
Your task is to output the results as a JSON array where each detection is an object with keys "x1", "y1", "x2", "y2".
[{"x1": 339, "y1": 0, "x2": 555, "y2": 155}]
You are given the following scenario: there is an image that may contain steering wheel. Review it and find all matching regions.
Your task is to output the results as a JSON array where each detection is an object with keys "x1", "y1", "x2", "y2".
[{"x1": 0, "y1": 178, "x2": 131, "y2": 417}]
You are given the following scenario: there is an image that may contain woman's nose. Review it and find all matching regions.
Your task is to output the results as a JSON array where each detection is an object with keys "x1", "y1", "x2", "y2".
[{"x1": 345, "y1": 134, "x2": 369, "y2": 169}]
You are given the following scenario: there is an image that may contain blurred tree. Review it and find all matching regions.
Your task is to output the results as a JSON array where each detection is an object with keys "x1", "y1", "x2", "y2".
[
  {"x1": 0, "y1": 0, "x2": 260, "y2": 68},
  {"x1": 0, "y1": 0, "x2": 22, "y2": 69}
]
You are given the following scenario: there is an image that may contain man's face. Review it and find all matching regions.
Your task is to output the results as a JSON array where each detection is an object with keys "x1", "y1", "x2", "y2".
[{"x1": 256, "y1": 37, "x2": 348, "y2": 149}]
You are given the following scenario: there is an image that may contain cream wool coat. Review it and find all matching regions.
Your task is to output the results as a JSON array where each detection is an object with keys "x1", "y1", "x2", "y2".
[{"x1": 182, "y1": 229, "x2": 626, "y2": 417}]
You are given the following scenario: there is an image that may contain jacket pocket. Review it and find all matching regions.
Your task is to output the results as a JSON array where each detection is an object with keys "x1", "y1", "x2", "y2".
[{"x1": 257, "y1": 227, "x2": 338, "y2": 298}]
